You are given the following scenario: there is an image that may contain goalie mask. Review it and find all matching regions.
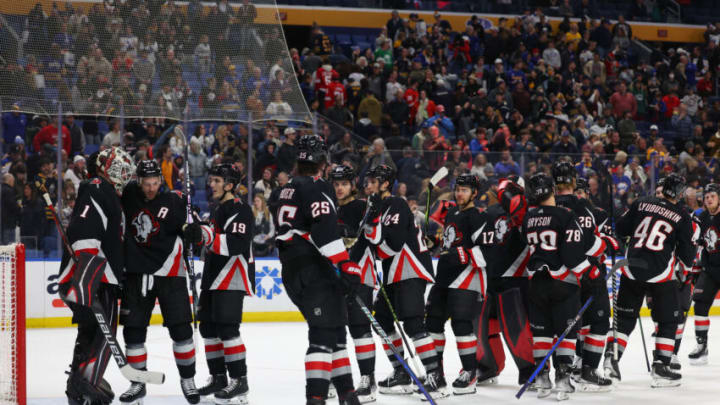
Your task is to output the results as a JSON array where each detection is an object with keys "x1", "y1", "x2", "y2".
[{"x1": 96, "y1": 147, "x2": 135, "y2": 194}]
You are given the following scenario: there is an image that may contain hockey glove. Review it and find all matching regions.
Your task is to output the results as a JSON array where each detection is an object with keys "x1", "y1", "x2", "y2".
[
  {"x1": 183, "y1": 223, "x2": 204, "y2": 245},
  {"x1": 367, "y1": 193, "x2": 383, "y2": 218},
  {"x1": 337, "y1": 260, "x2": 362, "y2": 295},
  {"x1": 601, "y1": 234, "x2": 620, "y2": 254}
]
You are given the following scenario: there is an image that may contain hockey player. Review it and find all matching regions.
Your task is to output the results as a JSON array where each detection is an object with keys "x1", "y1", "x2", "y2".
[
  {"x1": 522, "y1": 172, "x2": 602, "y2": 400},
  {"x1": 551, "y1": 163, "x2": 614, "y2": 391},
  {"x1": 363, "y1": 164, "x2": 446, "y2": 399},
  {"x1": 274, "y1": 135, "x2": 363, "y2": 405},
  {"x1": 59, "y1": 147, "x2": 135, "y2": 405},
  {"x1": 605, "y1": 173, "x2": 696, "y2": 387},
  {"x1": 425, "y1": 173, "x2": 487, "y2": 395},
  {"x1": 183, "y1": 163, "x2": 255, "y2": 404},
  {"x1": 330, "y1": 165, "x2": 378, "y2": 403},
  {"x1": 475, "y1": 178, "x2": 535, "y2": 387},
  {"x1": 689, "y1": 183, "x2": 720, "y2": 365},
  {"x1": 118, "y1": 160, "x2": 199, "y2": 404}
]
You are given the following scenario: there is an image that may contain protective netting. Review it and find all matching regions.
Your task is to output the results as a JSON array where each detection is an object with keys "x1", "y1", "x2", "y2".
[
  {"x1": 0, "y1": 0, "x2": 309, "y2": 122},
  {"x1": 0, "y1": 244, "x2": 24, "y2": 405}
]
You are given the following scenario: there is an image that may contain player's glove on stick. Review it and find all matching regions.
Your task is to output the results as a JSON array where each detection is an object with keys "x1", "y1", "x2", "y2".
[
  {"x1": 183, "y1": 223, "x2": 214, "y2": 246},
  {"x1": 337, "y1": 260, "x2": 362, "y2": 295}
]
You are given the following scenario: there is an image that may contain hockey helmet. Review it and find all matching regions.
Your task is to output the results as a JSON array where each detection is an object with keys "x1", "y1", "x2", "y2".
[
  {"x1": 367, "y1": 164, "x2": 396, "y2": 187},
  {"x1": 661, "y1": 173, "x2": 686, "y2": 200},
  {"x1": 96, "y1": 147, "x2": 135, "y2": 194},
  {"x1": 526, "y1": 173, "x2": 554, "y2": 204},
  {"x1": 705, "y1": 183, "x2": 720, "y2": 196},
  {"x1": 455, "y1": 173, "x2": 480, "y2": 191},
  {"x1": 296, "y1": 134, "x2": 328, "y2": 164},
  {"x1": 499, "y1": 179, "x2": 527, "y2": 227},
  {"x1": 136, "y1": 159, "x2": 161, "y2": 178},
  {"x1": 330, "y1": 165, "x2": 355, "y2": 182},
  {"x1": 209, "y1": 163, "x2": 242, "y2": 187},
  {"x1": 551, "y1": 161, "x2": 576, "y2": 185},
  {"x1": 575, "y1": 177, "x2": 590, "y2": 193}
]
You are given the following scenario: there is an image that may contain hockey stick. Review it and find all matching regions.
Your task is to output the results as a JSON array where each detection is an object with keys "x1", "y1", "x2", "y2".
[
  {"x1": 516, "y1": 259, "x2": 628, "y2": 399},
  {"x1": 424, "y1": 166, "x2": 449, "y2": 228},
  {"x1": 637, "y1": 307, "x2": 651, "y2": 373},
  {"x1": 608, "y1": 169, "x2": 619, "y2": 362},
  {"x1": 36, "y1": 181, "x2": 165, "y2": 385},
  {"x1": 180, "y1": 119, "x2": 200, "y2": 332},
  {"x1": 333, "y1": 266, "x2": 437, "y2": 404},
  {"x1": 355, "y1": 197, "x2": 426, "y2": 377}
]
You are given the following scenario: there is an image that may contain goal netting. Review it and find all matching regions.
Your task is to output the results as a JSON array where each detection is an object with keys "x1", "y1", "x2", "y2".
[
  {"x1": 0, "y1": 244, "x2": 25, "y2": 405},
  {"x1": 0, "y1": 0, "x2": 310, "y2": 122}
]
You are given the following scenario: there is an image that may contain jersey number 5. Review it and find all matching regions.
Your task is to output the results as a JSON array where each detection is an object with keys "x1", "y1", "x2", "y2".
[
  {"x1": 633, "y1": 217, "x2": 672, "y2": 251},
  {"x1": 278, "y1": 205, "x2": 298, "y2": 227}
]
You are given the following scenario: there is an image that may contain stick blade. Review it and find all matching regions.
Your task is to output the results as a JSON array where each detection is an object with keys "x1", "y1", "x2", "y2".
[
  {"x1": 429, "y1": 166, "x2": 449, "y2": 187},
  {"x1": 120, "y1": 365, "x2": 165, "y2": 385}
]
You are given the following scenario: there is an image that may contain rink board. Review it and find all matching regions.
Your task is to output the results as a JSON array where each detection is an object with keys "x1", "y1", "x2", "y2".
[{"x1": 25, "y1": 258, "x2": 720, "y2": 328}]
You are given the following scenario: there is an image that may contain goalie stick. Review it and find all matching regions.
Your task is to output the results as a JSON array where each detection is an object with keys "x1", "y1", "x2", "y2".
[
  {"x1": 36, "y1": 181, "x2": 165, "y2": 385},
  {"x1": 515, "y1": 259, "x2": 629, "y2": 399}
]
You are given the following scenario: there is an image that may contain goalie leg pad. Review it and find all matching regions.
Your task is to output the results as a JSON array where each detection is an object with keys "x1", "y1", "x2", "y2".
[{"x1": 498, "y1": 287, "x2": 534, "y2": 371}]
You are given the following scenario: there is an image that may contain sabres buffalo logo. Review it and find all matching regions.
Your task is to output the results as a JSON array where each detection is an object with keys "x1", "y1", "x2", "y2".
[
  {"x1": 442, "y1": 223, "x2": 463, "y2": 249},
  {"x1": 495, "y1": 217, "x2": 509, "y2": 242},
  {"x1": 131, "y1": 209, "x2": 160, "y2": 245},
  {"x1": 705, "y1": 227, "x2": 719, "y2": 252}
]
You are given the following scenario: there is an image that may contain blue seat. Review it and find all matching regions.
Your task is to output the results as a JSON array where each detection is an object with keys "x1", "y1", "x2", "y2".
[
  {"x1": 84, "y1": 144, "x2": 100, "y2": 155},
  {"x1": 97, "y1": 121, "x2": 109, "y2": 135},
  {"x1": 335, "y1": 34, "x2": 352, "y2": 45}
]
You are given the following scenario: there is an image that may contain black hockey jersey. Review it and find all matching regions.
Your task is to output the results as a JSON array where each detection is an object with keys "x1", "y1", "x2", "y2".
[
  {"x1": 436, "y1": 205, "x2": 487, "y2": 293},
  {"x1": 59, "y1": 177, "x2": 126, "y2": 286},
  {"x1": 122, "y1": 182, "x2": 187, "y2": 277},
  {"x1": 522, "y1": 205, "x2": 594, "y2": 285},
  {"x1": 556, "y1": 194, "x2": 608, "y2": 275},
  {"x1": 198, "y1": 198, "x2": 255, "y2": 294},
  {"x1": 616, "y1": 196, "x2": 696, "y2": 283},
  {"x1": 480, "y1": 204, "x2": 530, "y2": 280},
  {"x1": 364, "y1": 196, "x2": 434, "y2": 285},
  {"x1": 693, "y1": 209, "x2": 719, "y2": 278},
  {"x1": 274, "y1": 175, "x2": 352, "y2": 268},
  {"x1": 338, "y1": 198, "x2": 376, "y2": 287}
]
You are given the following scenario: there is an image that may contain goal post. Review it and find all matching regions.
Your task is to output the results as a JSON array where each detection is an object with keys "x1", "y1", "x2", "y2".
[{"x1": 0, "y1": 243, "x2": 25, "y2": 405}]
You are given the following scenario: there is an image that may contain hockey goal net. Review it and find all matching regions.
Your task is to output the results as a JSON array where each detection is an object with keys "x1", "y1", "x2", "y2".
[{"x1": 0, "y1": 244, "x2": 25, "y2": 405}]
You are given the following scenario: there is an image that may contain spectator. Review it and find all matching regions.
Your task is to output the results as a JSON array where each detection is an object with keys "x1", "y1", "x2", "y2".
[
  {"x1": 609, "y1": 81, "x2": 637, "y2": 118},
  {"x1": 19, "y1": 183, "x2": 44, "y2": 250},
  {"x1": 276, "y1": 127, "x2": 297, "y2": 174},
  {"x1": 617, "y1": 111, "x2": 637, "y2": 148},
  {"x1": 671, "y1": 103, "x2": 693, "y2": 139},
  {"x1": 63, "y1": 155, "x2": 87, "y2": 192},
  {"x1": 1, "y1": 173, "x2": 19, "y2": 244},
  {"x1": 252, "y1": 194, "x2": 275, "y2": 257},
  {"x1": 2, "y1": 104, "x2": 27, "y2": 145},
  {"x1": 552, "y1": 131, "x2": 579, "y2": 155},
  {"x1": 363, "y1": 138, "x2": 396, "y2": 172},
  {"x1": 63, "y1": 113, "x2": 85, "y2": 156},
  {"x1": 494, "y1": 149, "x2": 520, "y2": 177},
  {"x1": 423, "y1": 105, "x2": 455, "y2": 139},
  {"x1": 188, "y1": 138, "x2": 209, "y2": 190},
  {"x1": 33, "y1": 118, "x2": 71, "y2": 155},
  {"x1": 254, "y1": 167, "x2": 276, "y2": 201},
  {"x1": 358, "y1": 91, "x2": 382, "y2": 126},
  {"x1": 101, "y1": 120, "x2": 123, "y2": 148}
]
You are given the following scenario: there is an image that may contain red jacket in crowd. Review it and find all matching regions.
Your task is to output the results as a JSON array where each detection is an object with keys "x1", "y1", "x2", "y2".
[{"x1": 33, "y1": 124, "x2": 71, "y2": 155}]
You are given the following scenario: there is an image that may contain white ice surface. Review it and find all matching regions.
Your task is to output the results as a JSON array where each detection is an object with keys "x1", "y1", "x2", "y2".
[{"x1": 26, "y1": 317, "x2": 720, "y2": 404}]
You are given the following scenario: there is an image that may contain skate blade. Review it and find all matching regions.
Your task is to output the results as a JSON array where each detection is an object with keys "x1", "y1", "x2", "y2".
[
  {"x1": 417, "y1": 387, "x2": 450, "y2": 401},
  {"x1": 537, "y1": 388, "x2": 553, "y2": 399},
  {"x1": 119, "y1": 399, "x2": 144, "y2": 405},
  {"x1": 576, "y1": 382, "x2": 613, "y2": 393},
  {"x1": 357, "y1": 391, "x2": 377, "y2": 403},
  {"x1": 556, "y1": 391, "x2": 570, "y2": 401},
  {"x1": 689, "y1": 357, "x2": 708, "y2": 366},
  {"x1": 452, "y1": 384, "x2": 477, "y2": 395},
  {"x1": 476, "y1": 376, "x2": 498, "y2": 386},
  {"x1": 651, "y1": 379, "x2": 681, "y2": 388},
  {"x1": 327, "y1": 386, "x2": 337, "y2": 399},
  {"x1": 378, "y1": 385, "x2": 414, "y2": 395}
]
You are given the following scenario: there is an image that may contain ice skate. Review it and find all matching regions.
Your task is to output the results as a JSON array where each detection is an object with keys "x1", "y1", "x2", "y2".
[
  {"x1": 552, "y1": 365, "x2": 575, "y2": 401},
  {"x1": 534, "y1": 369, "x2": 553, "y2": 398},
  {"x1": 688, "y1": 338, "x2": 708, "y2": 365},
  {"x1": 378, "y1": 367, "x2": 413, "y2": 395},
  {"x1": 418, "y1": 369, "x2": 450, "y2": 401},
  {"x1": 327, "y1": 383, "x2": 337, "y2": 399},
  {"x1": 475, "y1": 367, "x2": 498, "y2": 386},
  {"x1": 118, "y1": 382, "x2": 146, "y2": 405},
  {"x1": 355, "y1": 375, "x2": 376, "y2": 403},
  {"x1": 214, "y1": 377, "x2": 249, "y2": 404},
  {"x1": 570, "y1": 356, "x2": 582, "y2": 383},
  {"x1": 198, "y1": 375, "x2": 227, "y2": 402},
  {"x1": 451, "y1": 369, "x2": 477, "y2": 395},
  {"x1": 603, "y1": 355, "x2": 621, "y2": 384},
  {"x1": 651, "y1": 361, "x2": 681, "y2": 388},
  {"x1": 181, "y1": 378, "x2": 200, "y2": 404},
  {"x1": 577, "y1": 365, "x2": 613, "y2": 392},
  {"x1": 670, "y1": 354, "x2": 681, "y2": 371},
  {"x1": 338, "y1": 390, "x2": 361, "y2": 405},
  {"x1": 66, "y1": 372, "x2": 115, "y2": 405}
]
